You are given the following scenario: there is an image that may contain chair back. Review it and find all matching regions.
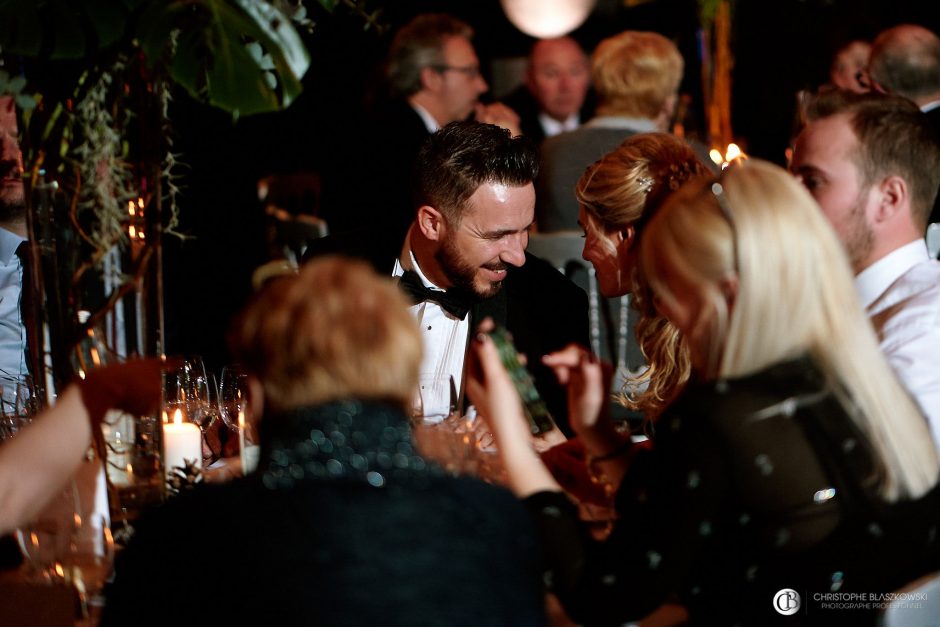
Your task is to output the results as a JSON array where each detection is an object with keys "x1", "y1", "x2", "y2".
[
  {"x1": 927, "y1": 223, "x2": 940, "y2": 259},
  {"x1": 527, "y1": 231, "x2": 603, "y2": 357},
  {"x1": 527, "y1": 230, "x2": 647, "y2": 424}
]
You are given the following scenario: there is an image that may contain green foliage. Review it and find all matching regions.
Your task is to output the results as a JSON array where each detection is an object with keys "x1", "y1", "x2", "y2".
[
  {"x1": 0, "y1": 0, "x2": 311, "y2": 118},
  {"x1": 0, "y1": 68, "x2": 37, "y2": 109}
]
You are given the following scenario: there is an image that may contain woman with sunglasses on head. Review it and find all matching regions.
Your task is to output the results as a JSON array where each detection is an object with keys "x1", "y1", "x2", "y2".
[{"x1": 468, "y1": 160, "x2": 940, "y2": 625}]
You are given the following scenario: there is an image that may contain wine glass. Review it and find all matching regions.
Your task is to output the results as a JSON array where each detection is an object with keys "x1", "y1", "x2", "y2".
[
  {"x1": 219, "y1": 364, "x2": 259, "y2": 473},
  {"x1": 0, "y1": 375, "x2": 37, "y2": 440},
  {"x1": 60, "y1": 512, "x2": 114, "y2": 609},
  {"x1": 219, "y1": 364, "x2": 249, "y2": 430}
]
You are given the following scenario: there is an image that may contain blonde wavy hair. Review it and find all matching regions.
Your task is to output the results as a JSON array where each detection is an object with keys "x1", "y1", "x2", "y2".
[
  {"x1": 591, "y1": 30, "x2": 683, "y2": 119},
  {"x1": 576, "y1": 133, "x2": 706, "y2": 420},
  {"x1": 230, "y1": 256, "x2": 422, "y2": 413},
  {"x1": 641, "y1": 159, "x2": 939, "y2": 500}
]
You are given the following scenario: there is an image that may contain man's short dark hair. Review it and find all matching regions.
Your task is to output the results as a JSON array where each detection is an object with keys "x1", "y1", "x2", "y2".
[
  {"x1": 803, "y1": 89, "x2": 940, "y2": 228},
  {"x1": 412, "y1": 121, "x2": 539, "y2": 225}
]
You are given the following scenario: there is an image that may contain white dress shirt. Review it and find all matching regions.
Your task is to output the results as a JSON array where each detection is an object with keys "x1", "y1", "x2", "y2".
[
  {"x1": 538, "y1": 112, "x2": 579, "y2": 138},
  {"x1": 856, "y1": 240, "x2": 940, "y2": 451},
  {"x1": 0, "y1": 227, "x2": 27, "y2": 401},
  {"x1": 393, "y1": 253, "x2": 469, "y2": 422}
]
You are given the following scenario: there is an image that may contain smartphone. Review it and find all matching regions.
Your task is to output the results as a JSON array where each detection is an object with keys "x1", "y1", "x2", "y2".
[{"x1": 487, "y1": 325, "x2": 556, "y2": 435}]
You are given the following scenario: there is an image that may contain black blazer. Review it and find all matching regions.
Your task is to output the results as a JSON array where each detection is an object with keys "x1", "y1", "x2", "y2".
[{"x1": 304, "y1": 227, "x2": 590, "y2": 435}]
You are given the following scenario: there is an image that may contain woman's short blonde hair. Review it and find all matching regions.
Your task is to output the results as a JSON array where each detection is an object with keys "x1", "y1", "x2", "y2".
[
  {"x1": 641, "y1": 160, "x2": 939, "y2": 500},
  {"x1": 229, "y1": 256, "x2": 422, "y2": 412},
  {"x1": 576, "y1": 133, "x2": 706, "y2": 419},
  {"x1": 591, "y1": 31, "x2": 683, "y2": 119}
]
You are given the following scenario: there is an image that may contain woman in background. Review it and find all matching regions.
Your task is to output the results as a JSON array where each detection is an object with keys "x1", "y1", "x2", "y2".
[
  {"x1": 572, "y1": 132, "x2": 707, "y2": 421},
  {"x1": 469, "y1": 160, "x2": 940, "y2": 625}
]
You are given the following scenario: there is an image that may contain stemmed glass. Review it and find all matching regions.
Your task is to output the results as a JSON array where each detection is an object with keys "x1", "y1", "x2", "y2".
[
  {"x1": 0, "y1": 375, "x2": 38, "y2": 440},
  {"x1": 164, "y1": 356, "x2": 217, "y2": 466},
  {"x1": 219, "y1": 364, "x2": 259, "y2": 473},
  {"x1": 60, "y1": 512, "x2": 115, "y2": 610}
]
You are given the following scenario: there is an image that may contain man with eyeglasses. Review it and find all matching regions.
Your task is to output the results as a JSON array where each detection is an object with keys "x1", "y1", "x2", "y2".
[
  {"x1": 790, "y1": 89, "x2": 940, "y2": 452},
  {"x1": 321, "y1": 13, "x2": 520, "y2": 241}
]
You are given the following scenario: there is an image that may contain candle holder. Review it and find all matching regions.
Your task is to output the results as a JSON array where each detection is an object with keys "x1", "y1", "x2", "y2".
[{"x1": 101, "y1": 408, "x2": 165, "y2": 528}]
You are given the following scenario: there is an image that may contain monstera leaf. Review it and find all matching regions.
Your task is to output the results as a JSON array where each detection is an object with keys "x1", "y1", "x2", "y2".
[
  {"x1": 0, "y1": 0, "x2": 310, "y2": 117},
  {"x1": 136, "y1": 0, "x2": 310, "y2": 118}
]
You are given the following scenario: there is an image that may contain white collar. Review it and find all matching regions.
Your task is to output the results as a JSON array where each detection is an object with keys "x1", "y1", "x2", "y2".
[
  {"x1": 583, "y1": 116, "x2": 658, "y2": 132},
  {"x1": 854, "y1": 239, "x2": 929, "y2": 308},
  {"x1": 0, "y1": 227, "x2": 25, "y2": 265},
  {"x1": 538, "y1": 112, "x2": 579, "y2": 137},
  {"x1": 392, "y1": 250, "x2": 445, "y2": 291},
  {"x1": 409, "y1": 101, "x2": 440, "y2": 133},
  {"x1": 921, "y1": 100, "x2": 940, "y2": 114}
]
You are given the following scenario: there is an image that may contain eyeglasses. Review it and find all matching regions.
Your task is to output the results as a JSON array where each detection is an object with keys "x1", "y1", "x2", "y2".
[
  {"x1": 710, "y1": 179, "x2": 740, "y2": 273},
  {"x1": 433, "y1": 64, "x2": 482, "y2": 79}
]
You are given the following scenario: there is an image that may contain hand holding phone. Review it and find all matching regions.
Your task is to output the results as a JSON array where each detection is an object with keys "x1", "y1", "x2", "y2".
[{"x1": 486, "y1": 325, "x2": 557, "y2": 436}]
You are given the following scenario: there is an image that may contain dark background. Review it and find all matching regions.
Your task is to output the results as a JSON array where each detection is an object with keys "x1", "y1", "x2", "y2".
[{"x1": 163, "y1": 0, "x2": 940, "y2": 374}]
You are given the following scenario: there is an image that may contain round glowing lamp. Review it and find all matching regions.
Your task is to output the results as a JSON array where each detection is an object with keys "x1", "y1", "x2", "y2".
[{"x1": 500, "y1": 0, "x2": 597, "y2": 38}]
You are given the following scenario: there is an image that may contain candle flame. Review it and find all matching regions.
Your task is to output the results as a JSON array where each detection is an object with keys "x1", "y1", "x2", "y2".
[
  {"x1": 55, "y1": 563, "x2": 64, "y2": 578},
  {"x1": 73, "y1": 513, "x2": 82, "y2": 528},
  {"x1": 725, "y1": 143, "x2": 743, "y2": 162},
  {"x1": 129, "y1": 225, "x2": 137, "y2": 238},
  {"x1": 238, "y1": 410, "x2": 245, "y2": 429},
  {"x1": 126, "y1": 463, "x2": 133, "y2": 475},
  {"x1": 162, "y1": 410, "x2": 169, "y2": 424},
  {"x1": 127, "y1": 200, "x2": 135, "y2": 216},
  {"x1": 173, "y1": 408, "x2": 183, "y2": 425},
  {"x1": 709, "y1": 148, "x2": 723, "y2": 166}
]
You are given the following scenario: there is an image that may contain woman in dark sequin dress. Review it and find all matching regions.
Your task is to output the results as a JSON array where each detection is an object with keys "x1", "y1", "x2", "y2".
[{"x1": 468, "y1": 160, "x2": 940, "y2": 625}]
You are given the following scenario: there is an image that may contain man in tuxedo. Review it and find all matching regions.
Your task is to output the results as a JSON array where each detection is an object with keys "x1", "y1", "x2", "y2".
[
  {"x1": 867, "y1": 23, "x2": 940, "y2": 227},
  {"x1": 791, "y1": 89, "x2": 940, "y2": 451},
  {"x1": 307, "y1": 121, "x2": 588, "y2": 435},
  {"x1": 501, "y1": 36, "x2": 593, "y2": 145},
  {"x1": 321, "y1": 13, "x2": 519, "y2": 240}
]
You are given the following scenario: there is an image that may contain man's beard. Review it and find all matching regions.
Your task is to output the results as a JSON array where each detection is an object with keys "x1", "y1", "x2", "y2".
[
  {"x1": 844, "y1": 194, "x2": 874, "y2": 272},
  {"x1": 0, "y1": 159, "x2": 26, "y2": 223},
  {"x1": 435, "y1": 233, "x2": 507, "y2": 300}
]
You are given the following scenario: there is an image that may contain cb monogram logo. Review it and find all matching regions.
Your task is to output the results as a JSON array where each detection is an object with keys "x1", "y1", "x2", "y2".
[{"x1": 774, "y1": 588, "x2": 801, "y2": 615}]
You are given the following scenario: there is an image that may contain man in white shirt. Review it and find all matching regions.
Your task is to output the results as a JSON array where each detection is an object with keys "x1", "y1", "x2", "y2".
[
  {"x1": 0, "y1": 95, "x2": 29, "y2": 397},
  {"x1": 791, "y1": 89, "x2": 940, "y2": 451}
]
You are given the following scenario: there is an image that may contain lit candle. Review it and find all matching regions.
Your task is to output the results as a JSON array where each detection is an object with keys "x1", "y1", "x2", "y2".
[
  {"x1": 163, "y1": 408, "x2": 202, "y2": 479},
  {"x1": 238, "y1": 410, "x2": 246, "y2": 471},
  {"x1": 238, "y1": 410, "x2": 260, "y2": 475}
]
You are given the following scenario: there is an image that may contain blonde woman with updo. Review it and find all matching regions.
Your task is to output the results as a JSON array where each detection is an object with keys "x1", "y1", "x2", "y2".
[
  {"x1": 469, "y1": 160, "x2": 940, "y2": 625},
  {"x1": 573, "y1": 132, "x2": 707, "y2": 423}
]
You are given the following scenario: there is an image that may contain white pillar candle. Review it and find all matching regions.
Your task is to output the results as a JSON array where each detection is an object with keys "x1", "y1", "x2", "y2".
[{"x1": 163, "y1": 408, "x2": 202, "y2": 479}]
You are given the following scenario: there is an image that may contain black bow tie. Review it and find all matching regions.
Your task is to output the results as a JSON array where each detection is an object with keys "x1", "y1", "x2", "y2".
[{"x1": 398, "y1": 270, "x2": 473, "y2": 320}]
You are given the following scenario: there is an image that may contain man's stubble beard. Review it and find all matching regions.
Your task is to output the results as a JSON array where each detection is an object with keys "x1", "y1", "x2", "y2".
[{"x1": 435, "y1": 231, "x2": 506, "y2": 301}]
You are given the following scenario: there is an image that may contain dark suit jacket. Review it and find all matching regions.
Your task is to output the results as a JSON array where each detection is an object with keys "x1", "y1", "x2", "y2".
[
  {"x1": 320, "y1": 99, "x2": 429, "y2": 241},
  {"x1": 500, "y1": 85, "x2": 596, "y2": 146},
  {"x1": 304, "y1": 227, "x2": 590, "y2": 435},
  {"x1": 924, "y1": 106, "x2": 940, "y2": 230}
]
